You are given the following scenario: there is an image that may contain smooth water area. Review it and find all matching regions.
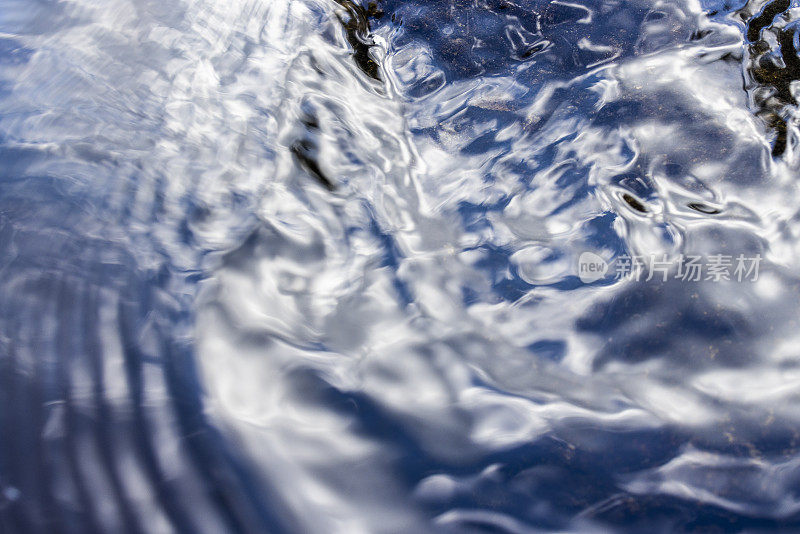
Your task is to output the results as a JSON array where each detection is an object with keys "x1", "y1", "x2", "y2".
[{"x1": 2, "y1": 0, "x2": 800, "y2": 532}]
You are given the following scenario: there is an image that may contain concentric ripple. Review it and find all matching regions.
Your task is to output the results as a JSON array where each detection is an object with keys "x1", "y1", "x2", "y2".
[{"x1": 3, "y1": 0, "x2": 800, "y2": 532}]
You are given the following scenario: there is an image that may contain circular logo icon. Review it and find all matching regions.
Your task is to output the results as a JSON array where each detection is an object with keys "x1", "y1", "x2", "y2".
[{"x1": 577, "y1": 251, "x2": 608, "y2": 283}]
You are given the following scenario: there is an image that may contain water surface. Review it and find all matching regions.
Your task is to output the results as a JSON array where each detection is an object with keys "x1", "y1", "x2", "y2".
[{"x1": 2, "y1": 0, "x2": 800, "y2": 532}]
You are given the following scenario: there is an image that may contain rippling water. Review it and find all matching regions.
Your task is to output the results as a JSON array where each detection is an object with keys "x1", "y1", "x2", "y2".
[{"x1": 4, "y1": 0, "x2": 800, "y2": 531}]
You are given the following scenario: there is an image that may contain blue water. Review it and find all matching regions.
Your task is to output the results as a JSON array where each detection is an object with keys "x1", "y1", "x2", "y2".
[{"x1": 2, "y1": 0, "x2": 800, "y2": 532}]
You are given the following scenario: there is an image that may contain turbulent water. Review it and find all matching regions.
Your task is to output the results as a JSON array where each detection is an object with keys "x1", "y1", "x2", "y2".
[{"x1": 4, "y1": 0, "x2": 800, "y2": 531}]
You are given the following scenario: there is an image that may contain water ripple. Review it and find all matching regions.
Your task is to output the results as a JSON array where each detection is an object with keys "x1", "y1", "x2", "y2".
[{"x1": 3, "y1": 0, "x2": 800, "y2": 532}]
